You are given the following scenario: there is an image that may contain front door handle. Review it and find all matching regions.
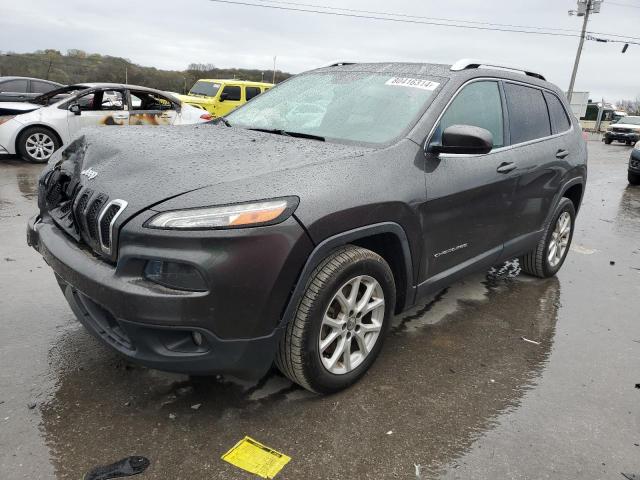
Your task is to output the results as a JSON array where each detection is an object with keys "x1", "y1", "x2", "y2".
[
  {"x1": 497, "y1": 162, "x2": 517, "y2": 174},
  {"x1": 556, "y1": 149, "x2": 570, "y2": 159}
]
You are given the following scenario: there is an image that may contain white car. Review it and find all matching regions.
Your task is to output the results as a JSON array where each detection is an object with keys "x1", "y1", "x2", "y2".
[{"x1": 0, "y1": 83, "x2": 213, "y2": 163}]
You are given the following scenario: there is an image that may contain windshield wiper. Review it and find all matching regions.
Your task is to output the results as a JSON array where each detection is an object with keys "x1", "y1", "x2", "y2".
[
  {"x1": 218, "y1": 117, "x2": 232, "y2": 127},
  {"x1": 247, "y1": 128, "x2": 325, "y2": 141}
]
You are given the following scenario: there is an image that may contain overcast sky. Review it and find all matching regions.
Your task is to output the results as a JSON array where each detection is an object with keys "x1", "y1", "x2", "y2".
[{"x1": 2, "y1": 0, "x2": 639, "y2": 101}]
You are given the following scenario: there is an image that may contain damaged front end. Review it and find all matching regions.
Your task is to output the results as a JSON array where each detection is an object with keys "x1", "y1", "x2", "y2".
[{"x1": 34, "y1": 136, "x2": 127, "y2": 262}]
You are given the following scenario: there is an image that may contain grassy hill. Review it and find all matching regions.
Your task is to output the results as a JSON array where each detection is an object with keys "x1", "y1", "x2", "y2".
[{"x1": 0, "y1": 49, "x2": 292, "y2": 93}]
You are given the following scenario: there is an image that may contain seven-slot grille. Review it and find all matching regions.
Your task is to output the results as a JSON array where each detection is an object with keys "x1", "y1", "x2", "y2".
[
  {"x1": 612, "y1": 127, "x2": 632, "y2": 133},
  {"x1": 71, "y1": 188, "x2": 127, "y2": 258}
]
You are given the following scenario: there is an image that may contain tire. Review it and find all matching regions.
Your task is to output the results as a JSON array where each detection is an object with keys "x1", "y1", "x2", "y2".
[
  {"x1": 604, "y1": 138, "x2": 612, "y2": 145},
  {"x1": 626, "y1": 140, "x2": 633, "y2": 146},
  {"x1": 17, "y1": 126, "x2": 60, "y2": 163},
  {"x1": 629, "y1": 171, "x2": 640, "y2": 185},
  {"x1": 275, "y1": 245, "x2": 396, "y2": 394},
  {"x1": 520, "y1": 197, "x2": 576, "y2": 278}
]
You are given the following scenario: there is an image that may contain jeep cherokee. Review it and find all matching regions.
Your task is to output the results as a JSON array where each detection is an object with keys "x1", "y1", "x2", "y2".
[{"x1": 27, "y1": 60, "x2": 587, "y2": 393}]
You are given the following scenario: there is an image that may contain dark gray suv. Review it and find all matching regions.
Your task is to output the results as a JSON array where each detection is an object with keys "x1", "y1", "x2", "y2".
[{"x1": 27, "y1": 60, "x2": 587, "y2": 393}]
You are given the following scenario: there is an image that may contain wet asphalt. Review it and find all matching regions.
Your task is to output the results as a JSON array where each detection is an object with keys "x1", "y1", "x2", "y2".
[{"x1": 0, "y1": 139, "x2": 638, "y2": 480}]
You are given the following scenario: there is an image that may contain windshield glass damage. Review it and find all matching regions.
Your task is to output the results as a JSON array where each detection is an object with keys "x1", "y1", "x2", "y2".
[{"x1": 226, "y1": 71, "x2": 443, "y2": 144}]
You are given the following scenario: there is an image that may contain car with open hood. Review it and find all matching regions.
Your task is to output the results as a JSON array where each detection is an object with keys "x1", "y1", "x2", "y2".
[
  {"x1": 27, "y1": 60, "x2": 587, "y2": 393},
  {"x1": 0, "y1": 83, "x2": 212, "y2": 163}
]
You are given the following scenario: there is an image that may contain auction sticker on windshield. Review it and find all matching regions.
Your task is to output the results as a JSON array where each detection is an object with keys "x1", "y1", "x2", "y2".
[{"x1": 385, "y1": 77, "x2": 440, "y2": 90}]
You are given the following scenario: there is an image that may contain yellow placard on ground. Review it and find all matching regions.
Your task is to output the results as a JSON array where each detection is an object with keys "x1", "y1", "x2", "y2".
[{"x1": 221, "y1": 436, "x2": 291, "y2": 479}]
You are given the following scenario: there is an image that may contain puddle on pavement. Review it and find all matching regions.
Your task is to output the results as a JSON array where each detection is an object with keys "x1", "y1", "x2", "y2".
[{"x1": 38, "y1": 269, "x2": 561, "y2": 479}]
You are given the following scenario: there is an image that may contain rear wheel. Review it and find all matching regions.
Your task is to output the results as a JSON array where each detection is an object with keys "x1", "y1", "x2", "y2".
[
  {"x1": 275, "y1": 245, "x2": 395, "y2": 394},
  {"x1": 629, "y1": 171, "x2": 640, "y2": 185},
  {"x1": 17, "y1": 126, "x2": 60, "y2": 163},
  {"x1": 520, "y1": 197, "x2": 576, "y2": 278}
]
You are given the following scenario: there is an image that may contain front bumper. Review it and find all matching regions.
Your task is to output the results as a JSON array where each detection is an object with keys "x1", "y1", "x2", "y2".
[
  {"x1": 604, "y1": 131, "x2": 640, "y2": 143},
  {"x1": 629, "y1": 148, "x2": 640, "y2": 173},
  {"x1": 27, "y1": 214, "x2": 313, "y2": 379}
]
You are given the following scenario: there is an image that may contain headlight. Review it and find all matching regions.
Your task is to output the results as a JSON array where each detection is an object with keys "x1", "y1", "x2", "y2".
[{"x1": 145, "y1": 197, "x2": 298, "y2": 230}]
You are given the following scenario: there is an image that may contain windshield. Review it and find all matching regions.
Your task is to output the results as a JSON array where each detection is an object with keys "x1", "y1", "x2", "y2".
[
  {"x1": 32, "y1": 85, "x2": 91, "y2": 105},
  {"x1": 226, "y1": 71, "x2": 443, "y2": 144},
  {"x1": 189, "y1": 81, "x2": 221, "y2": 97},
  {"x1": 619, "y1": 116, "x2": 640, "y2": 125}
]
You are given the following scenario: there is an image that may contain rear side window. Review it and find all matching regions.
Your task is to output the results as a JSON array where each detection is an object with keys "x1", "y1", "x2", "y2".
[
  {"x1": 433, "y1": 80, "x2": 504, "y2": 148},
  {"x1": 245, "y1": 86, "x2": 261, "y2": 101},
  {"x1": 544, "y1": 92, "x2": 571, "y2": 133},
  {"x1": 221, "y1": 85, "x2": 241, "y2": 101},
  {"x1": 504, "y1": 83, "x2": 551, "y2": 144},
  {"x1": 31, "y1": 81, "x2": 56, "y2": 94},
  {"x1": 0, "y1": 79, "x2": 28, "y2": 93}
]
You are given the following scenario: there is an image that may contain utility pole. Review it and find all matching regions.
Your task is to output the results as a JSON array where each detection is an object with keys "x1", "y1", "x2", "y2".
[
  {"x1": 272, "y1": 56, "x2": 277, "y2": 84},
  {"x1": 567, "y1": 0, "x2": 602, "y2": 103}
]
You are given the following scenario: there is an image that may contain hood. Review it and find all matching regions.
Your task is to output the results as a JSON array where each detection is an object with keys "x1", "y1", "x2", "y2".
[
  {"x1": 611, "y1": 122, "x2": 640, "y2": 129},
  {"x1": 42, "y1": 123, "x2": 372, "y2": 223},
  {"x1": 0, "y1": 102, "x2": 41, "y2": 114}
]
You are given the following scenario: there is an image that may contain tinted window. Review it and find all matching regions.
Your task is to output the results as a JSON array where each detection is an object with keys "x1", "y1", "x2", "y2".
[
  {"x1": 221, "y1": 85, "x2": 241, "y2": 101},
  {"x1": 246, "y1": 86, "x2": 261, "y2": 101},
  {"x1": 544, "y1": 92, "x2": 571, "y2": 133},
  {"x1": 505, "y1": 83, "x2": 551, "y2": 144},
  {"x1": 433, "y1": 81, "x2": 504, "y2": 148},
  {"x1": 31, "y1": 80, "x2": 57, "y2": 94},
  {"x1": 0, "y1": 79, "x2": 28, "y2": 93}
]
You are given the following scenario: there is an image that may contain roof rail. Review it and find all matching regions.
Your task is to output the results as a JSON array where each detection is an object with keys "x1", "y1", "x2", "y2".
[
  {"x1": 450, "y1": 59, "x2": 546, "y2": 81},
  {"x1": 326, "y1": 61, "x2": 357, "y2": 67}
]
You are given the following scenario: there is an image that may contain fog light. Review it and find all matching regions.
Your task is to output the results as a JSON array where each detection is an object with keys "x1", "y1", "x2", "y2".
[
  {"x1": 144, "y1": 260, "x2": 207, "y2": 291},
  {"x1": 192, "y1": 331, "x2": 204, "y2": 346}
]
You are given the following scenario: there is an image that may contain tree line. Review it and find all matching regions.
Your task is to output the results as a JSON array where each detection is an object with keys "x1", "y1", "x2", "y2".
[{"x1": 0, "y1": 50, "x2": 292, "y2": 93}]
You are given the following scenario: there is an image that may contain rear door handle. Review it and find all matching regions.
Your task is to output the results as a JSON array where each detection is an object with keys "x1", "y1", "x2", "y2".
[
  {"x1": 556, "y1": 149, "x2": 570, "y2": 159},
  {"x1": 497, "y1": 162, "x2": 517, "y2": 174}
]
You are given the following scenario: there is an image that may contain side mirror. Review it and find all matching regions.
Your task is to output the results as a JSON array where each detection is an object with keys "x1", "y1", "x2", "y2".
[
  {"x1": 69, "y1": 104, "x2": 81, "y2": 116},
  {"x1": 219, "y1": 92, "x2": 228, "y2": 102},
  {"x1": 429, "y1": 125, "x2": 493, "y2": 155}
]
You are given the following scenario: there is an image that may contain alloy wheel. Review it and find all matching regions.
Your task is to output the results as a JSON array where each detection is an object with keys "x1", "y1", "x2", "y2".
[
  {"x1": 25, "y1": 133, "x2": 55, "y2": 161},
  {"x1": 318, "y1": 275, "x2": 385, "y2": 375},
  {"x1": 548, "y1": 211, "x2": 571, "y2": 267}
]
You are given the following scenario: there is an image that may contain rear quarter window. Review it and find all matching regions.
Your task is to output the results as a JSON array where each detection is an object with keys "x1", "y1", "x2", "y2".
[
  {"x1": 544, "y1": 92, "x2": 571, "y2": 133},
  {"x1": 504, "y1": 83, "x2": 551, "y2": 144}
]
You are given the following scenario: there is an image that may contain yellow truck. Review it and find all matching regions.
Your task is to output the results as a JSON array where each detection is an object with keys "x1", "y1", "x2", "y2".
[{"x1": 176, "y1": 79, "x2": 274, "y2": 117}]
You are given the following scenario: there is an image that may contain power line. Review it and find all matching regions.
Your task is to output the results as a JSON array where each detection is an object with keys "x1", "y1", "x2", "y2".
[
  {"x1": 209, "y1": 0, "x2": 583, "y2": 38},
  {"x1": 209, "y1": 0, "x2": 640, "y2": 42},
  {"x1": 252, "y1": 0, "x2": 585, "y2": 34},
  {"x1": 607, "y1": 1, "x2": 640, "y2": 9}
]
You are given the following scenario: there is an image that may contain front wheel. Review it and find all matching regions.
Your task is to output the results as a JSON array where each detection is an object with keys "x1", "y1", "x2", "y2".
[
  {"x1": 275, "y1": 245, "x2": 395, "y2": 394},
  {"x1": 520, "y1": 197, "x2": 576, "y2": 278},
  {"x1": 629, "y1": 171, "x2": 640, "y2": 185},
  {"x1": 604, "y1": 137, "x2": 612, "y2": 145},
  {"x1": 17, "y1": 126, "x2": 60, "y2": 163}
]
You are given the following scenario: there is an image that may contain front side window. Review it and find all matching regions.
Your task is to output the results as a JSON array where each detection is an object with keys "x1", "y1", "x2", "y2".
[
  {"x1": 505, "y1": 83, "x2": 551, "y2": 144},
  {"x1": 0, "y1": 79, "x2": 28, "y2": 93},
  {"x1": 432, "y1": 81, "x2": 504, "y2": 148},
  {"x1": 75, "y1": 90, "x2": 124, "y2": 111},
  {"x1": 221, "y1": 85, "x2": 242, "y2": 101},
  {"x1": 189, "y1": 81, "x2": 221, "y2": 97},
  {"x1": 227, "y1": 72, "x2": 443, "y2": 144}
]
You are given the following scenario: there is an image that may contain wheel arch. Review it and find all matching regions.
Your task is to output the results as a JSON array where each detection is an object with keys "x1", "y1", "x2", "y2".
[
  {"x1": 15, "y1": 123, "x2": 64, "y2": 154},
  {"x1": 280, "y1": 222, "x2": 416, "y2": 329}
]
